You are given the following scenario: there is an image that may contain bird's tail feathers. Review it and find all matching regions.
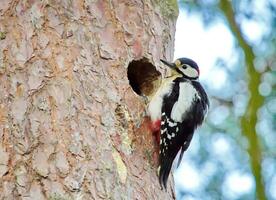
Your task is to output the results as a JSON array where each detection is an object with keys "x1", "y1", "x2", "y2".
[
  {"x1": 176, "y1": 147, "x2": 185, "y2": 168},
  {"x1": 159, "y1": 156, "x2": 175, "y2": 190}
]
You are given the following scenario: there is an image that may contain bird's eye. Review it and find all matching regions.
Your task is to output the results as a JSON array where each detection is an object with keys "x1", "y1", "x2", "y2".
[{"x1": 182, "y1": 64, "x2": 188, "y2": 69}]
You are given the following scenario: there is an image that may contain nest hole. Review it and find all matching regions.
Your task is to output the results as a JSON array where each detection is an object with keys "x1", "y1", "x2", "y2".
[{"x1": 127, "y1": 58, "x2": 161, "y2": 97}]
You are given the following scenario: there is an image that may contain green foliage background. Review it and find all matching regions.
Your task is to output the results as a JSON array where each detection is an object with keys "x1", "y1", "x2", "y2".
[{"x1": 175, "y1": 1, "x2": 276, "y2": 200}]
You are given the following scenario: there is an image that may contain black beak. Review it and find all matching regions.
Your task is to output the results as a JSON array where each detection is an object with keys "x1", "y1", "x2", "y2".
[{"x1": 160, "y1": 59, "x2": 177, "y2": 70}]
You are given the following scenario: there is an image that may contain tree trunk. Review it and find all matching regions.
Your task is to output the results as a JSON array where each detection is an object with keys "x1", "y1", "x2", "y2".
[{"x1": 0, "y1": 0, "x2": 178, "y2": 199}]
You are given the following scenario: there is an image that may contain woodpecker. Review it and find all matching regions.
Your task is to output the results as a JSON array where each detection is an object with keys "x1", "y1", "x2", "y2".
[{"x1": 148, "y1": 57, "x2": 209, "y2": 189}]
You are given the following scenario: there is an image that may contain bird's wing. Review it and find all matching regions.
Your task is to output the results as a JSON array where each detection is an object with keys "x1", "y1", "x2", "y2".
[
  {"x1": 159, "y1": 112, "x2": 181, "y2": 189},
  {"x1": 191, "y1": 81, "x2": 209, "y2": 123},
  {"x1": 158, "y1": 79, "x2": 193, "y2": 189},
  {"x1": 158, "y1": 79, "x2": 209, "y2": 189},
  {"x1": 159, "y1": 109, "x2": 195, "y2": 189},
  {"x1": 176, "y1": 82, "x2": 209, "y2": 167}
]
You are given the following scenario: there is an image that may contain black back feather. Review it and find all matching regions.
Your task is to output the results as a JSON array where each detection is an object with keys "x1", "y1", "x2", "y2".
[{"x1": 158, "y1": 78, "x2": 209, "y2": 189}]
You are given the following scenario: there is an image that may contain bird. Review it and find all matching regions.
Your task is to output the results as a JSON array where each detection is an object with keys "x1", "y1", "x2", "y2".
[{"x1": 148, "y1": 57, "x2": 209, "y2": 189}]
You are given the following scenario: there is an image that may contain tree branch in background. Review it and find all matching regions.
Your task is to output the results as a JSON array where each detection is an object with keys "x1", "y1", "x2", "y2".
[{"x1": 218, "y1": 1, "x2": 267, "y2": 200}]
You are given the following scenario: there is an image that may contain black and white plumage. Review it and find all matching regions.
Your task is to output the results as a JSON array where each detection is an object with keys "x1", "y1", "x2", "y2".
[{"x1": 148, "y1": 58, "x2": 209, "y2": 189}]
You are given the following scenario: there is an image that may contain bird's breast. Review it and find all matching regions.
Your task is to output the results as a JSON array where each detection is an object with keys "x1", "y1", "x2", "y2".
[{"x1": 148, "y1": 78, "x2": 176, "y2": 121}]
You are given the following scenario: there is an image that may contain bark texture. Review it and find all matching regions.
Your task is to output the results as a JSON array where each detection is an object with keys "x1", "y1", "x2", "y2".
[{"x1": 0, "y1": 0, "x2": 178, "y2": 199}]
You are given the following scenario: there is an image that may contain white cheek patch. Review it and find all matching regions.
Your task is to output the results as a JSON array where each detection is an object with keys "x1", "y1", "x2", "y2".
[{"x1": 179, "y1": 67, "x2": 198, "y2": 78}]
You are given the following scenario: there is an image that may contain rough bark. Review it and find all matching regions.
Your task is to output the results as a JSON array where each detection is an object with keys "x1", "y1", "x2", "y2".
[{"x1": 0, "y1": 0, "x2": 178, "y2": 199}]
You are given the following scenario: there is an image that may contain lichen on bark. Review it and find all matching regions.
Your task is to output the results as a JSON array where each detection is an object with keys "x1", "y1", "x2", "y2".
[{"x1": 153, "y1": 0, "x2": 179, "y2": 19}]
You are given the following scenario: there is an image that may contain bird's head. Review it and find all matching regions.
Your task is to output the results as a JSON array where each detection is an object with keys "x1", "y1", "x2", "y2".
[{"x1": 160, "y1": 57, "x2": 200, "y2": 79}]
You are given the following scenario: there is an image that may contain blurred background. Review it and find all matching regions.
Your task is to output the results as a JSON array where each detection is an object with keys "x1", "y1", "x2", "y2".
[{"x1": 173, "y1": 0, "x2": 276, "y2": 200}]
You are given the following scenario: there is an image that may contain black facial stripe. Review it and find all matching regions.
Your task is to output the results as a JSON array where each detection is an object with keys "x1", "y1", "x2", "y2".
[{"x1": 175, "y1": 68, "x2": 184, "y2": 75}]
